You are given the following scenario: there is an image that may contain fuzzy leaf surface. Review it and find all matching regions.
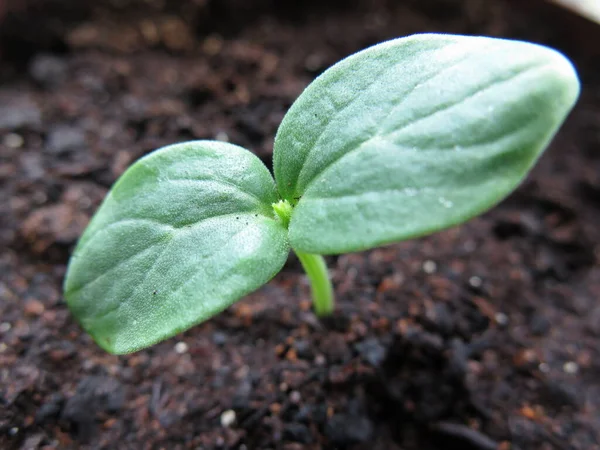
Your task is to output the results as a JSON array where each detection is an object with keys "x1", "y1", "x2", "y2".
[
  {"x1": 64, "y1": 141, "x2": 289, "y2": 354},
  {"x1": 273, "y1": 34, "x2": 580, "y2": 254}
]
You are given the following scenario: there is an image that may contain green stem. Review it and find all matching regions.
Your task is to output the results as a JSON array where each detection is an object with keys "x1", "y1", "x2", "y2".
[{"x1": 294, "y1": 250, "x2": 334, "y2": 316}]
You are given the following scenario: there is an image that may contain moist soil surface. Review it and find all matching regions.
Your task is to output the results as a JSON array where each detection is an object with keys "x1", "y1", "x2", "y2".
[{"x1": 1, "y1": 1, "x2": 599, "y2": 449}]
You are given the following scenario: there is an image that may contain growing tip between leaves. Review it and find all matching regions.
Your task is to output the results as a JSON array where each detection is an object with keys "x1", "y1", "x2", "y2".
[{"x1": 272, "y1": 199, "x2": 293, "y2": 228}]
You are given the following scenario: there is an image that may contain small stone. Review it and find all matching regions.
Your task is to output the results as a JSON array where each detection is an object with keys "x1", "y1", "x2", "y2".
[
  {"x1": 220, "y1": 409, "x2": 236, "y2": 427},
  {"x1": 35, "y1": 393, "x2": 64, "y2": 423},
  {"x1": 285, "y1": 348, "x2": 298, "y2": 361},
  {"x1": 585, "y1": 306, "x2": 600, "y2": 336},
  {"x1": 514, "y1": 348, "x2": 538, "y2": 369},
  {"x1": 174, "y1": 342, "x2": 188, "y2": 354},
  {"x1": 538, "y1": 362, "x2": 550, "y2": 373},
  {"x1": 289, "y1": 391, "x2": 301, "y2": 404},
  {"x1": 0, "y1": 322, "x2": 11, "y2": 333},
  {"x1": 422, "y1": 260, "x2": 437, "y2": 274},
  {"x1": 0, "y1": 95, "x2": 41, "y2": 130},
  {"x1": 29, "y1": 54, "x2": 67, "y2": 87},
  {"x1": 543, "y1": 380, "x2": 580, "y2": 407},
  {"x1": 47, "y1": 340, "x2": 77, "y2": 362},
  {"x1": 293, "y1": 339, "x2": 312, "y2": 359},
  {"x1": 448, "y1": 338, "x2": 469, "y2": 377},
  {"x1": 202, "y1": 34, "x2": 224, "y2": 56},
  {"x1": 3, "y1": 133, "x2": 24, "y2": 148},
  {"x1": 232, "y1": 380, "x2": 251, "y2": 409},
  {"x1": 495, "y1": 312, "x2": 509, "y2": 326},
  {"x1": 46, "y1": 125, "x2": 86, "y2": 154},
  {"x1": 529, "y1": 314, "x2": 551, "y2": 336},
  {"x1": 427, "y1": 302, "x2": 454, "y2": 335},
  {"x1": 319, "y1": 333, "x2": 351, "y2": 363},
  {"x1": 212, "y1": 331, "x2": 227, "y2": 346},
  {"x1": 325, "y1": 414, "x2": 374, "y2": 445},
  {"x1": 563, "y1": 361, "x2": 579, "y2": 374},
  {"x1": 468, "y1": 276, "x2": 483, "y2": 288},
  {"x1": 24, "y1": 299, "x2": 45, "y2": 316},
  {"x1": 61, "y1": 376, "x2": 124, "y2": 440},
  {"x1": 304, "y1": 53, "x2": 325, "y2": 72},
  {"x1": 355, "y1": 337, "x2": 386, "y2": 366},
  {"x1": 215, "y1": 131, "x2": 229, "y2": 142},
  {"x1": 269, "y1": 402, "x2": 282, "y2": 415}
]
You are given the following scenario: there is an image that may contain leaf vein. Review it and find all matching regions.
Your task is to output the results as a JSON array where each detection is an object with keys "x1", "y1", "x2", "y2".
[
  {"x1": 165, "y1": 177, "x2": 266, "y2": 208},
  {"x1": 303, "y1": 62, "x2": 552, "y2": 193}
]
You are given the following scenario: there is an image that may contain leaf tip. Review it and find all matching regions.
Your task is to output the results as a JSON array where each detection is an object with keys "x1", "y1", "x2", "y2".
[{"x1": 537, "y1": 44, "x2": 581, "y2": 110}]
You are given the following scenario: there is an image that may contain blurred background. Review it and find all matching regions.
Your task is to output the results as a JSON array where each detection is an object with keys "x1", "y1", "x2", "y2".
[{"x1": 1, "y1": 1, "x2": 599, "y2": 449}]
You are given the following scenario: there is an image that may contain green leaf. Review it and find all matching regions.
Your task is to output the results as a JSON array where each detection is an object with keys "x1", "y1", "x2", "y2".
[
  {"x1": 273, "y1": 34, "x2": 580, "y2": 254},
  {"x1": 64, "y1": 141, "x2": 289, "y2": 354}
]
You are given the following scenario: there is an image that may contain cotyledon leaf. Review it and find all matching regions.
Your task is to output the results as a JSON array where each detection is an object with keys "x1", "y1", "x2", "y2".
[
  {"x1": 64, "y1": 141, "x2": 289, "y2": 354},
  {"x1": 273, "y1": 34, "x2": 580, "y2": 254}
]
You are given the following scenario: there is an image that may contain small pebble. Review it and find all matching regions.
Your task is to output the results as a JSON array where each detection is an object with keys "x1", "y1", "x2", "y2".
[
  {"x1": 202, "y1": 34, "x2": 224, "y2": 55},
  {"x1": 215, "y1": 131, "x2": 229, "y2": 142},
  {"x1": 563, "y1": 361, "x2": 579, "y2": 374},
  {"x1": 212, "y1": 331, "x2": 227, "y2": 346},
  {"x1": 46, "y1": 125, "x2": 86, "y2": 154},
  {"x1": 0, "y1": 322, "x2": 11, "y2": 333},
  {"x1": 0, "y1": 95, "x2": 41, "y2": 129},
  {"x1": 314, "y1": 354, "x2": 326, "y2": 366},
  {"x1": 538, "y1": 362, "x2": 550, "y2": 373},
  {"x1": 468, "y1": 276, "x2": 483, "y2": 288},
  {"x1": 3, "y1": 133, "x2": 24, "y2": 148},
  {"x1": 305, "y1": 53, "x2": 324, "y2": 72},
  {"x1": 355, "y1": 337, "x2": 386, "y2": 366},
  {"x1": 289, "y1": 391, "x2": 302, "y2": 404},
  {"x1": 174, "y1": 342, "x2": 188, "y2": 354},
  {"x1": 325, "y1": 414, "x2": 374, "y2": 445},
  {"x1": 220, "y1": 409, "x2": 236, "y2": 427},
  {"x1": 530, "y1": 314, "x2": 551, "y2": 336},
  {"x1": 495, "y1": 312, "x2": 509, "y2": 326},
  {"x1": 29, "y1": 53, "x2": 67, "y2": 87},
  {"x1": 423, "y1": 260, "x2": 437, "y2": 274},
  {"x1": 24, "y1": 299, "x2": 45, "y2": 316}
]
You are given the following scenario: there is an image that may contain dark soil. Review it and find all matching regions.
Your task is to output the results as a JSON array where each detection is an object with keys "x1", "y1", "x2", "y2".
[{"x1": 1, "y1": 1, "x2": 599, "y2": 449}]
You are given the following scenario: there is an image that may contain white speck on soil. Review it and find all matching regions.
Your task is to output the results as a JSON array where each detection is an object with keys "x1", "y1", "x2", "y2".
[
  {"x1": 468, "y1": 276, "x2": 483, "y2": 288},
  {"x1": 423, "y1": 260, "x2": 437, "y2": 274},
  {"x1": 495, "y1": 312, "x2": 509, "y2": 326},
  {"x1": 174, "y1": 341, "x2": 188, "y2": 354},
  {"x1": 3, "y1": 133, "x2": 24, "y2": 148},
  {"x1": 220, "y1": 409, "x2": 236, "y2": 427},
  {"x1": 563, "y1": 361, "x2": 579, "y2": 374}
]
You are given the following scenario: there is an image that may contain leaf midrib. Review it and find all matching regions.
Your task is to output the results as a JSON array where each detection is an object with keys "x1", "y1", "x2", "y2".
[
  {"x1": 298, "y1": 62, "x2": 552, "y2": 200},
  {"x1": 293, "y1": 44, "x2": 478, "y2": 194},
  {"x1": 67, "y1": 211, "x2": 271, "y2": 298}
]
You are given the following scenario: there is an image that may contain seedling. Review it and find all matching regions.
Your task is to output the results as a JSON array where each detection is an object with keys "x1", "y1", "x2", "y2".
[{"x1": 64, "y1": 34, "x2": 579, "y2": 354}]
